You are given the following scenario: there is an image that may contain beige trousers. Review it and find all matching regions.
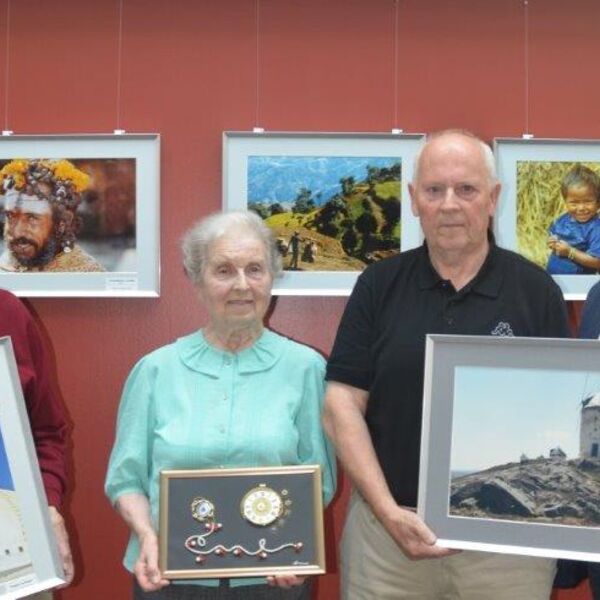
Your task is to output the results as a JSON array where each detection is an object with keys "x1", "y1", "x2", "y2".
[{"x1": 341, "y1": 493, "x2": 556, "y2": 600}]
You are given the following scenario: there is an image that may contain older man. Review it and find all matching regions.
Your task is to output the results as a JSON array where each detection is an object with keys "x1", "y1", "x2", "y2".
[
  {"x1": 323, "y1": 130, "x2": 570, "y2": 599},
  {"x1": 0, "y1": 159, "x2": 104, "y2": 272}
]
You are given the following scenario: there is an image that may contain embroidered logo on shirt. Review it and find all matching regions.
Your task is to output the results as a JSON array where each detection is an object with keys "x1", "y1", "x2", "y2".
[{"x1": 491, "y1": 321, "x2": 514, "y2": 337}]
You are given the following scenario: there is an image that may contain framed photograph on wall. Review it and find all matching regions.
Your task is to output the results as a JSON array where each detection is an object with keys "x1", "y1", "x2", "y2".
[
  {"x1": 0, "y1": 134, "x2": 160, "y2": 297},
  {"x1": 159, "y1": 465, "x2": 326, "y2": 579},
  {"x1": 0, "y1": 337, "x2": 64, "y2": 598},
  {"x1": 418, "y1": 334, "x2": 600, "y2": 562},
  {"x1": 223, "y1": 131, "x2": 424, "y2": 295},
  {"x1": 494, "y1": 137, "x2": 600, "y2": 299}
]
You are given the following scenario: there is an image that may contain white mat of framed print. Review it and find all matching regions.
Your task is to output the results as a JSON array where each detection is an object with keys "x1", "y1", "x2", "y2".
[
  {"x1": 0, "y1": 134, "x2": 160, "y2": 297},
  {"x1": 494, "y1": 137, "x2": 600, "y2": 299},
  {"x1": 0, "y1": 337, "x2": 64, "y2": 598},
  {"x1": 418, "y1": 334, "x2": 600, "y2": 562},
  {"x1": 223, "y1": 132, "x2": 424, "y2": 295}
]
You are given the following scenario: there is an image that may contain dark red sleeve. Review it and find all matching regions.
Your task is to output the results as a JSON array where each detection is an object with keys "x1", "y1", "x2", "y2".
[{"x1": 0, "y1": 290, "x2": 67, "y2": 507}]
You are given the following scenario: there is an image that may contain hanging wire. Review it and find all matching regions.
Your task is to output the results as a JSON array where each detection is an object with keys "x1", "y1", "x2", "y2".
[
  {"x1": 3, "y1": 0, "x2": 11, "y2": 133},
  {"x1": 254, "y1": 0, "x2": 262, "y2": 130},
  {"x1": 392, "y1": 0, "x2": 400, "y2": 130},
  {"x1": 523, "y1": 0, "x2": 531, "y2": 136},
  {"x1": 115, "y1": 0, "x2": 125, "y2": 133}
]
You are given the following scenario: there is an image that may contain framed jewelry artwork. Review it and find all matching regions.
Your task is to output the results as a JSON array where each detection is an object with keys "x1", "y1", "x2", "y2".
[
  {"x1": 494, "y1": 137, "x2": 600, "y2": 299},
  {"x1": 0, "y1": 337, "x2": 64, "y2": 598},
  {"x1": 418, "y1": 334, "x2": 600, "y2": 562},
  {"x1": 159, "y1": 465, "x2": 326, "y2": 579},
  {"x1": 0, "y1": 134, "x2": 160, "y2": 297},
  {"x1": 223, "y1": 131, "x2": 424, "y2": 295}
]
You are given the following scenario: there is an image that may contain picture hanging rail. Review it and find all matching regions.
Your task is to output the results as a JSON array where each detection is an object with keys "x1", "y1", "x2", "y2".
[
  {"x1": 0, "y1": 134, "x2": 160, "y2": 297},
  {"x1": 223, "y1": 131, "x2": 424, "y2": 296},
  {"x1": 495, "y1": 137, "x2": 600, "y2": 300}
]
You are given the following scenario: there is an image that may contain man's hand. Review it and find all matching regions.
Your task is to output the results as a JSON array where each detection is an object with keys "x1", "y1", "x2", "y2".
[
  {"x1": 134, "y1": 530, "x2": 169, "y2": 592},
  {"x1": 378, "y1": 505, "x2": 458, "y2": 560},
  {"x1": 48, "y1": 506, "x2": 74, "y2": 586}
]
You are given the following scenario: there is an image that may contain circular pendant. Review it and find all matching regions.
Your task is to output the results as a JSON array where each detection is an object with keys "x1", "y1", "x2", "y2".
[
  {"x1": 191, "y1": 497, "x2": 215, "y2": 522},
  {"x1": 240, "y1": 484, "x2": 283, "y2": 526}
]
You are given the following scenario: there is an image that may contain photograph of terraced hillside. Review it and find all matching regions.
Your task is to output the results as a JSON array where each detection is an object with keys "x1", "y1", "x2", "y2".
[{"x1": 247, "y1": 155, "x2": 401, "y2": 272}]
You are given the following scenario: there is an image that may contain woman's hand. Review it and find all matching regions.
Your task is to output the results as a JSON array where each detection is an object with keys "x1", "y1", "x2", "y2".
[
  {"x1": 114, "y1": 494, "x2": 169, "y2": 592},
  {"x1": 266, "y1": 574, "x2": 307, "y2": 588},
  {"x1": 134, "y1": 531, "x2": 169, "y2": 592}
]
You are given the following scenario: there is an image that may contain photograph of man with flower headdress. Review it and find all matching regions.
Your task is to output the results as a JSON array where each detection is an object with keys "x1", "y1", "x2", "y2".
[{"x1": 0, "y1": 158, "x2": 136, "y2": 273}]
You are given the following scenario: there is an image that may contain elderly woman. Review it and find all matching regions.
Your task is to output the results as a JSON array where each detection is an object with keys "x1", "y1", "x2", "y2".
[{"x1": 105, "y1": 211, "x2": 335, "y2": 599}]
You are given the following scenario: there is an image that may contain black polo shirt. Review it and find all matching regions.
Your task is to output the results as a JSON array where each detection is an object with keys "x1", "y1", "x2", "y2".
[{"x1": 326, "y1": 243, "x2": 570, "y2": 507}]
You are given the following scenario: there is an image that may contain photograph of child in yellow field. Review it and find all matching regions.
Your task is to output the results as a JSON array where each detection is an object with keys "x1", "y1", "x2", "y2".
[{"x1": 517, "y1": 161, "x2": 600, "y2": 274}]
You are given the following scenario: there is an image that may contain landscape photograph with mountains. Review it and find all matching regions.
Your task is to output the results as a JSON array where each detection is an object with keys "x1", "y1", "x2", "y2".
[{"x1": 246, "y1": 154, "x2": 402, "y2": 272}]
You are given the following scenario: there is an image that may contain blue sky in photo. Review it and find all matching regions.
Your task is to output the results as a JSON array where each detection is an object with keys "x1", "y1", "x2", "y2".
[
  {"x1": 450, "y1": 366, "x2": 600, "y2": 472},
  {"x1": 0, "y1": 424, "x2": 14, "y2": 490},
  {"x1": 247, "y1": 155, "x2": 401, "y2": 205}
]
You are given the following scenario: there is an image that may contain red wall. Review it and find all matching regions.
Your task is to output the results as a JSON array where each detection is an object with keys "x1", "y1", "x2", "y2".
[{"x1": 0, "y1": 1, "x2": 596, "y2": 598}]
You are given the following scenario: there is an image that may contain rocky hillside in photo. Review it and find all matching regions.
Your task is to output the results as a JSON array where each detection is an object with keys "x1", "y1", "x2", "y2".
[
  {"x1": 250, "y1": 162, "x2": 401, "y2": 271},
  {"x1": 451, "y1": 457, "x2": 600, "y2": 526}
]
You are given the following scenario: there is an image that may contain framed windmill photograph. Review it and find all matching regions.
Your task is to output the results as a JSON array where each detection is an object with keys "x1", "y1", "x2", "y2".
[
  {"x1": 223, "y1": 131, "x2": 424, "y2": 295},
  {"x1": 418, "y1": 334, "x2": 600, "y2": 562}
]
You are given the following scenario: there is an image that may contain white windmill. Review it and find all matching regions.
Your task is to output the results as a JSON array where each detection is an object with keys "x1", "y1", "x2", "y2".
[{"x1": 580, "y1": 391, "x2": 600, "y2": 459}]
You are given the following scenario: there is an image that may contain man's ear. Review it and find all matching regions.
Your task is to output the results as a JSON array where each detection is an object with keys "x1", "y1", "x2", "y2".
[
  {"x1": 489, "y1": 182, "x2": 501, "y2": 217},
  {"x1": 409, "y1": 183, "x2": 419, "y2": 217}
]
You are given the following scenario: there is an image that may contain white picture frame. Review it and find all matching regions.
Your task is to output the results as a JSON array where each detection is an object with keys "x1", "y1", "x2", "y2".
[
  {"x1": 0, "y1": 134, "x2": 160, "y2": 297},
  {"x1": 0, "y1": 337, "x2": 64, "y2": 598},
  {"x1": 494, "y1": 137, "x2": 600, "y2": 300},
  {"x1": 223, "y1": 131, "x2": 424, "y2": 295},
  {"x1": 418, "y1": 334, "x2": 600, "y2": 562}
]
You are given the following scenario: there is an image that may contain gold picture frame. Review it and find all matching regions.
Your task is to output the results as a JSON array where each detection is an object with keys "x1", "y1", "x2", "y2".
[{"x1": 159, "y1": 465, "x2": 326, "y2": 579}]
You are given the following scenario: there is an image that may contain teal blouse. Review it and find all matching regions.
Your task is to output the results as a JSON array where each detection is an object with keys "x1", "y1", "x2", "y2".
[{"x1": 105, "y1": 329, "x2": 336, "y2": 587}]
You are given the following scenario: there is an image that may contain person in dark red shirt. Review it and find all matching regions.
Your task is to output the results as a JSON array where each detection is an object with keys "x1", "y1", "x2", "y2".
[{"x1": 0, "y1": 289, "x2": 74, "y2": 591}]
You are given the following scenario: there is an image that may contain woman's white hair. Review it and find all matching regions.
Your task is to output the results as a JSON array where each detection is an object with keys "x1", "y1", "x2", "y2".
[{"x1": 181, "y1": 210, "x2": 283, "y2": 286}]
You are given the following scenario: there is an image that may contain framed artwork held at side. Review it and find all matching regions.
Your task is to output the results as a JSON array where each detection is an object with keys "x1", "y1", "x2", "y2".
[{"x1": 0, "y1": 337, "x2": 64, "y2": 599}]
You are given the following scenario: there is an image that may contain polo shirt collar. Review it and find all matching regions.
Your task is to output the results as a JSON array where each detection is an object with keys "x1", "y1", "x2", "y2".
[
  {"x1": 176, "y1": 328, "x2": 284, "y2": 376},
  {"x1": 417, "y1": 241, "x2": 503, "y2": 298}
]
